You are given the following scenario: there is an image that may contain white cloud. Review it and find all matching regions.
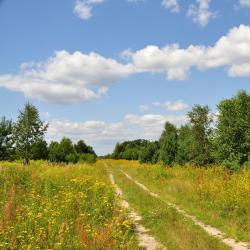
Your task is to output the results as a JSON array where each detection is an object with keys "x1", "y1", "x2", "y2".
[
  {"x1": 187, "y1": 0, "x2": 216, "y2": 27},
  {"x1": 1, "y1": 25, "x2": 250, "y2": 104},
  {"x1": 239, "y1": 0, "x2": 250, "y2": 7},
  {"x1": 0, "y1": 50, "x2": 135, "y2": 103},
  {"x1": 131, "y1": 25, "x2": 250, "y2": 79},
  {"x1": 161, "y1": 0, "x2": 180, "y2": 13},
  {"x1": 131, "y1": 44, "x2": 205, "y2": 80},
  {"x1": 153, "y1": 100, "x2": 189, "y2": 111},
  {"x1": 201, "y1": 25, "x2": 250, "y2": 76},
  {"x1": 139, "y1": 104, "x2": 150, "y2": 112},
  {"x1": 74, "y1": 0, "x2": 104, "y2": 20},
  {"x1": 47, "y1": 113, "x2": 187, "y2": 155}
]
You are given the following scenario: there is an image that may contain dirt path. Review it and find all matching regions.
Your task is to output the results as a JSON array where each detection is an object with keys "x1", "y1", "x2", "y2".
[
  {"x1": 108, "y1": 170, "x2": 166, "y2": 250},
  {"x1": 120, "y1": 170, "x2": 250, "y2": 250}
]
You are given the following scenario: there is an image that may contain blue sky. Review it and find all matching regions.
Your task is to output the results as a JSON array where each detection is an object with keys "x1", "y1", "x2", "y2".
[{"x1": 0, "y1": 0, "x2": 250, "y2": 155}]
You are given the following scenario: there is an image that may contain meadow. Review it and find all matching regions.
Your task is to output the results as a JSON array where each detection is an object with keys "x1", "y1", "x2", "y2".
[
  {"x1": 0, "y1": 161, "x2": 138, "y2": 250},
  {"x1": 0, "y1": 160, "x2": 249, "y2": 250},
  {"x1": 109, "y1": 160, "x2": 250, "y2": 245}
]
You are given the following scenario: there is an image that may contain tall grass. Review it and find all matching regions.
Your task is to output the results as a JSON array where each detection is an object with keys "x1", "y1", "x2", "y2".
[
  {"x1": 0, "y1": 161, "x2": 137, "y2": 249},
  {"x1": 110, "y1": 159, "x2": 250, "y2": 243}
]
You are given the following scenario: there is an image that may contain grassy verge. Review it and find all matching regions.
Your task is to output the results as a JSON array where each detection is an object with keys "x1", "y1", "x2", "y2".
[
  {"x1": 109, "y1": 159, "x2": 250, "y2": 244},
  {"x1": 0, "y1": 161, "x2": 138, "y2": 249},
  {"x1": 112, "y1": 167, "x2": 231, "y2": 250}
]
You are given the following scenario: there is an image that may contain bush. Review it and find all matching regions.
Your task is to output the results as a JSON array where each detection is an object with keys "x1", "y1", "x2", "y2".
[
  {"x1": 79, "y1": 153, "x2": 97, "y2": 164},
  {"x1": 65, "y1": 152, "x2": 79, "y2": 164}
]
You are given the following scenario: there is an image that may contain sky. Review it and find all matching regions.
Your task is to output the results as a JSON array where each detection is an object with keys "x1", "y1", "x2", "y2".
[{"x1": 0, "y1": 0, "x2": 250, "y2": 155}]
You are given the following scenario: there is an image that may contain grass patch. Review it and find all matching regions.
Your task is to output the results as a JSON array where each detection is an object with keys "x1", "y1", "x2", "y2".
[
  {"x1": 109, "y1": 159, "x2": 250, "y2": 244},
  {"x1": 112, "y1": 167, "x2": 231, "y2": 250}
]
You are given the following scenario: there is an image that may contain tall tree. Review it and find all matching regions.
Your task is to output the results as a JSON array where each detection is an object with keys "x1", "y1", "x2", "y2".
[
  {"x1": 159, "y1": 122, "x2": 178, "y2": 165},
  {"x1": 13, "y1": 103, "x2": 48, "y2": 164},
  {"x1": 0, "y1": 117, "x2": 14, "y2": 160},
  {"x1": 214, "y1": 91, "x2": 250, "y2": 165},
  {"x1": 188, "y1": 105, "x2": 213, "y2": 165},
  {"x1": 30, "y1": 139, "x2": 48, "y2": 160},
  {"x1": 175, "y1": 125, "x2": 193, "y2": 165}
]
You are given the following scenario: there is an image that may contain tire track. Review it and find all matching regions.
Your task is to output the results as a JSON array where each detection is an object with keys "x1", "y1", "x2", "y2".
[
  {"x1": 120, "y1": 170, "x2": 249, "y2": 250},
  {"x1": 108, "y1": 169, "x2": 166, "y2": 250}
]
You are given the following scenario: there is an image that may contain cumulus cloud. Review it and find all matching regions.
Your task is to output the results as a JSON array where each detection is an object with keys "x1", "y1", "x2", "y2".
[
  {"x1": 131, "y1": 25, "x2": 250, "y2": 79},
  {"x1": 200, "y1": 25, "x2": 250, "y2": 76},
  {"x1": 1, "y1": 25, "x2": 250, "y2": 103},
  {"x1": 74, "y1": 0, "x2": 104, "y2": 20},
  {"x1": 161, "y1": 0, "x2": 180, "y2": 13},
  {"x1": 187, "y1": 0, "x2": 216, "y2": 27},
  {"x1": 131, "y1": 44, "x2": 205, "y2": 80},
  {"x1": 153, "y1": 100, "x2": 189, "y2": 111},
  {"x1": 0, "y1": 50, "x2": 135, "y2": 103},
  {"x1": 47, "y1": 113, "x2": 187, "y2": 155}
]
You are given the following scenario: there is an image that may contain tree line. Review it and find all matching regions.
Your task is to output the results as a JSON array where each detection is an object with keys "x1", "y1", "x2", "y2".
[
  {"x1": 110, "y1": 91, "x2": 250, "y2": 171},
  {"x1": 0, "y1": 103, "x2": 97, "y2": 164}
]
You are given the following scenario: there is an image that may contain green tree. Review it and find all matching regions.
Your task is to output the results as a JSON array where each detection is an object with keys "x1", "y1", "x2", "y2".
[
  {"x1": 175, "y1": 125, "x2": 193, "y2": 165},
  {"x1": 30, "y1": 139, "x2": 48, "y2": 160},
  {"x1": 139, "y1": 141, "x2": 159, "y2": 164},
  {"x1": 59, "y1": 137, "x2": 75, "y2": 162},
  {"x1": 0, "y1": 117, "x2": 14, "y2": 160},
  {"x1": 48, "y1": 141, "x2": 61, "y2": 162},
  {"x1": 159, "y1": 122, "x2": 178, "y2": 165},
  {"x1": 214, "y1": 91, "x2": 250, "y2": 165},
  {"x1": 74, "y1": 140, "x2": 96, "y2": 155},
  {"x1": 188, "y1": 105, "x2": 213, "y2": 165},
  {"x1": 13, "y1": 103, "x2": 48, "y2": 164}
]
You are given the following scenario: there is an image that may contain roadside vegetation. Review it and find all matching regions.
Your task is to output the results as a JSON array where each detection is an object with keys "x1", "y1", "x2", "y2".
[
  {"x1": 109, "y1": 159, "x2": 250, "y2": 244},
  {"x1": 111, "y1": 165, "x2": 231, "y2": 250}
]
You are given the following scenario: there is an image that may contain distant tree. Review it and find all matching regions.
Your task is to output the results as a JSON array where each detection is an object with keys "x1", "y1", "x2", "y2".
[
  {"x1": 59, "y1": 137, "x2": 75, "y2": 162},
  {"x1": 213, "y1": 91, "x2": 250, "y2": 165},
  {"x1": 112, "y1": 143, "x2": 125, "y2": 159},
  {"x1": 139, "y1": 141, "x2": 159, "y2": 164},
  {"x1": 187, "y1": 105, "x2": 213, "y2": 165},
  {"x1": 30, "y1": 139, "x2": 48, "y2": 160},
  {"x1": 159, "y1": 122, "x2": 178, "y2": 165},
  {"x1": 74, "y1": 140, "x2": 89, "y2": 154},
  {"x1": 175, "y1": 125, "x2": 193, "y2": 165},
  {"x1": 0, "y1": 117, "x2": 14, "y2": 160},
  {"x1": 13, "y1": 103, "x2": 48, "y2": 164},
  {"x1": 48, "y1": 141, "x2": 61, "y2": 162},
  {"x1": 74, "y1": 140, "x2": 96, "y2": 155}
]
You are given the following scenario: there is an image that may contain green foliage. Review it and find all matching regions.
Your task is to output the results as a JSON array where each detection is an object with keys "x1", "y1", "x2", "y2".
[
  {"x1": 139, "y1": 141, "x2": 159, "y2": 164},
  {"x1": 48, "y1": 138, "x2": 97, "y2": 164},
  {"x1": 30, "y1": 139, "x2": 48, "y2": 160},
  {"x1": 214, "y1": 90, "x2": 250, "y2": 165},
  {"x1": 78, "y1": 153, "x2": 97, "y2": 164},
  {"x1": 0, "y1": 117, "x2": 14, "y2": 160},
  {"x1": 159, "y1": 122, "x2": 178, "y2": 165},
  {"x1": 13, "y1": 103, "x2": 48, "y2": 164},
  {"x1": 175, "y1": 125, "x2": 193, "y2": 164},
  {"x1": 112, "y1": 139, "x2": 149, "y2": 160},
  {"x1": 48, "y1": 141, "x2": 61, "y2": 162},
  {"x1": 74, "y1": 140, "x2": 96, "y2": 155},
  {"x1": 187, "y1": 105, "x2": 213, "y2": 165}
]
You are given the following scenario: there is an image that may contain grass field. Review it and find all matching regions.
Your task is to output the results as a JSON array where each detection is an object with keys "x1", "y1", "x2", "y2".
[
  {"x1": 108, "y1": 160, "x2": 250, "y2": 245},
  {"x1": 0, "y1": 161, "x2": 138, "y2": 249},
  {"x1": 0, "y1": 160, "x2": 249, "y2": 250}
]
